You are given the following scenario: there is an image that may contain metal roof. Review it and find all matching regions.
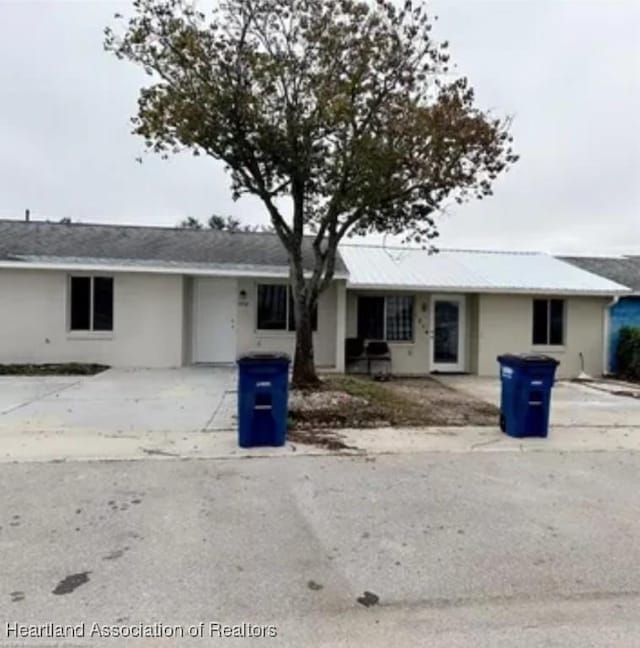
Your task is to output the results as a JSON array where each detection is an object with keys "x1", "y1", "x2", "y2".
[
  {"x1": 0, "y1": 220, "x2": 348, "y2": 276},
  {"x1": 340, "y1": 245, "x2": 630, "y2": 295},
  {"x1": 560, "y1": 255, "x2": 640, "y2": 293}
]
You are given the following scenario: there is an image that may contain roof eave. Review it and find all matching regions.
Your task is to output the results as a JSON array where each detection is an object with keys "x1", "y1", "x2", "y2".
[
  {"x1": 346, "y1": 282, "x2": 631, "y2": 296},
  {"x1": 0, "y1": 259, "x2": 349, "y2": 281}
]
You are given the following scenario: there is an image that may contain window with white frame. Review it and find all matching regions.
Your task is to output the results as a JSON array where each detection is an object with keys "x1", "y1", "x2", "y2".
[
  {"x1": 257, "y1": 284, "x2": 317, "y2": 331},
  {"x1": 357, "y1": 295, "x2": 414, "y2": 341},
  {"x1": 69, "y1": 276, "x2": 113, "y2": 332},
  {"x1": 532, "y1": 298, "x2": 564, "y2": 345}
]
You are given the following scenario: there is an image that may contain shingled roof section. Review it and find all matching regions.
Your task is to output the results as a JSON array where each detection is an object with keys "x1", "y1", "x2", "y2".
[
  {"x1": 0, "y1": 219, "x2": 347, "y2": 275},
  {"x1": 560, "y1": 256, "x2": 640, "y2": 293}
]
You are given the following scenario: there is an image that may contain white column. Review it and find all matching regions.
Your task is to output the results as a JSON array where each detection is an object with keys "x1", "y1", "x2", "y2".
[{"x1": 335, "y1": 280, "x2": 347, "y2": 372}]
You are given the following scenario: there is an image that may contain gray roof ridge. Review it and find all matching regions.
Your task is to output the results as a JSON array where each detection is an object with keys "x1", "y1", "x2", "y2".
[{"x1": 0, "y1": 217, "x2": 282, "y2": 237}]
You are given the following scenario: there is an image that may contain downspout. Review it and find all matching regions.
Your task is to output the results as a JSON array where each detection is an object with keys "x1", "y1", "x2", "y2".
[{"x1": 602, "y1": 296, "x2": 620, "y2": 376}]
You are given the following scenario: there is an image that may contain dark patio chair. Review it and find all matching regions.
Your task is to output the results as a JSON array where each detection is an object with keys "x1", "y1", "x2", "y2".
[
  {"x1": 345, "y1": 337, "x2": 365, "y2": 363},
  {"x1": 366, "y1": 341, "x2": 392, "y2": 379}
]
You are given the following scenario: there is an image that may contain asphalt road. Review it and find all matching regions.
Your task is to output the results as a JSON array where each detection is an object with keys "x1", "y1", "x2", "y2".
[{"x1": 1, "y1": 451, "x2": 639, "y2": 647}]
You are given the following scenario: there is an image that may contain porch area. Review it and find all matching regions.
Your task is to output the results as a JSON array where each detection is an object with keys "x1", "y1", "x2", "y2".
[{"x1": 344, "y1": 291, "x2": 477, "y2": 377}]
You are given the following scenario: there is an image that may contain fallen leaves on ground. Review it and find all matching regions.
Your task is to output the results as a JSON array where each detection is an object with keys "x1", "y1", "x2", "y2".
[{"x1": 289, "y1": 375, "x2": 498, "y2": 431}]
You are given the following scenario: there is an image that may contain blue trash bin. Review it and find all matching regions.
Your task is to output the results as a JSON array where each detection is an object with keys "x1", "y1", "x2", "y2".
[
  {"x1": 237, "y1": 352, "x2": 290, "y2": 448},
  {"x1": 497, "y1": 354, "x2": 559, "y2": 438}
]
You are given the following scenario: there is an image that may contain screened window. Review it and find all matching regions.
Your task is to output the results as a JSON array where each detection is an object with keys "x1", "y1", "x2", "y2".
[
  {"x1": 70, "y1": 276, "x2": 113, "y2": 332},
  {"x1": 532, "y1": 298, "x2": 564, "y2": 345},
  {"x1": 357, "y1": 295, "x2": 414, "y2": 342},
  {"x1": 257, "y1": 284, "x2": 317, "y2": 331},
  {"x1": 386, "y1": 296, "x2": 414, "y2": 341}
]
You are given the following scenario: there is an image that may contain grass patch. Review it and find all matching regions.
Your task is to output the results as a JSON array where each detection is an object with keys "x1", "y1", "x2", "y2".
[
  {"x1": 0, "y1": 363, "x2": 109, "y2": 376},
  {"x1": 289, "y1": 374, "x2": 499, "y2": 429}
]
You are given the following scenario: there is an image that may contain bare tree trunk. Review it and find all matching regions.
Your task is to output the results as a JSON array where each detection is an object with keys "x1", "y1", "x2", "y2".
[
  {"x1": 291, "y1": 289, "x2": 320, "y2": 388},
  {"x1": 287, "y1": 221, "x2": 340, "y2": 388}
]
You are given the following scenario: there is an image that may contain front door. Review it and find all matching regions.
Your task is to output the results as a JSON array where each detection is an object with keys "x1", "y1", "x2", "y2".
[
  {"x1": 193, "y1": 278, "x2": 237, "y2": 363},
  {"x1": 431, "y1": 295, "x2": 466, "y2": 372}
]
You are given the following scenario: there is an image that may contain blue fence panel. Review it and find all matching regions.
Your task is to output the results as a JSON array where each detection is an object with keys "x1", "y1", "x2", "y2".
[{"x1": 609, "y1": 297, "x2": 640, "y2": 373}]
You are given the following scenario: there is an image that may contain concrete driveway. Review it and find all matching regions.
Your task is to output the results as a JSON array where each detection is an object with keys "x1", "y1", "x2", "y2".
[
  {"x1": 0, "y1": 367, "x2": 237, "y2": 434},
  {"x1": 0, "y1": 367, "x2": 238, "y2": 461},
  {"x1": 436, "y1": 375, "x2": 640, "y2": 427}
]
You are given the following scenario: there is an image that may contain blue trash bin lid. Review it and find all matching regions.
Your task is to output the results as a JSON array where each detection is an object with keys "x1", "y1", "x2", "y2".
[
  {"x1": 237, "y1": 352, "x2": 291, "y2": 364},
  {"x1": 497, "y1": 353, "x2": 559, "y2": 367}
]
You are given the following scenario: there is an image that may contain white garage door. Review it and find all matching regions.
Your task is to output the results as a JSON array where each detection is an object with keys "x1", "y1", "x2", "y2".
[{"x1": 193, "y1": 278, "x2": 237, "y2": 363}]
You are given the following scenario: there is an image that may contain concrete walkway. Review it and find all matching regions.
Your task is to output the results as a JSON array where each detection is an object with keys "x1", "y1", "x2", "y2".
[{"x1": 0, "y1": 423, "x2": 638, "y2": 464}]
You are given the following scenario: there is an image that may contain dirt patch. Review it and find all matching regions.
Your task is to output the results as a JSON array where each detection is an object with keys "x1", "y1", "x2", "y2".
[
  {"x1": 0, "y1": 363, "x2": 109, "y2": 376},
  {"x1": 141, "y1": 448, "x2": 180, "y2": 457},
  {"x1": 289, "y1": 375, "x2": 498, "y2": 430},
  {"x1": 570, "y1": 377, "x2": 640, "y2": 400},
  {"x1": 288, "y1": 427, "x2": 357, "y2": 451},
  {"x1": 612, "y1": 390, "x2": 640, "y2": 399}
]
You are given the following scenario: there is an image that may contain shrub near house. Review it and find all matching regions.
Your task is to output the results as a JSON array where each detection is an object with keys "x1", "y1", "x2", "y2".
[{"x1": 617, "y1": 327, "x2": 640, "y2": 380}]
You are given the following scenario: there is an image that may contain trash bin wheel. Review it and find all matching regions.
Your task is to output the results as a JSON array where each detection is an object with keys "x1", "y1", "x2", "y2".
[{"x1": 499, "y1": 413, "x2": 506, "y2": 432}]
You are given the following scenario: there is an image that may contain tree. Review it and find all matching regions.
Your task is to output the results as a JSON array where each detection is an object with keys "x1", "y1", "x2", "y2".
[
  {"x1": 178, "y1": 216, "x2": 203, "y2": 230},
  {"x1": 177, "y1": 214, "x2": 267, "y2": 231},
  {"x1": 106, "y1": 0, "x2": 518, "y2": 387},
  {"x1": 207, "y1": 214, "x2": 266, "y2": 232},
  {"x1": 208, "y1": 214, "x2": 237, "y2": 231}
]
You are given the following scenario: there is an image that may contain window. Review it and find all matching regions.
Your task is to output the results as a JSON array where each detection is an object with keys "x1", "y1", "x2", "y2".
[
  {"x1": 70, "y1": 276, "x2": 113, "y2": 332},
  {"x1": 386, "y1": 296, "x2": 414, "y2": 341},
  {"x1": 532, "y1": 298, "x2": 564, "y2": 345},
  {"x1": 257, "y1": 284, "x2": 317, "y2": 331},
  {"x1": 357, "y1": 295, "x2": 414, "y2": 342},
  {"x1": 257, "y1": 284, "x2": 287, "y2": 330},
  {"x1": 357, "y1": 296, "x2": 385, "y2": 339}
]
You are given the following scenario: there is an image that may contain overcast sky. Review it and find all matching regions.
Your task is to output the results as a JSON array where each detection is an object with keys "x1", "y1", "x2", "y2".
[{"x1": 0, "y1": 0, "x2": 638, "y2": 254}]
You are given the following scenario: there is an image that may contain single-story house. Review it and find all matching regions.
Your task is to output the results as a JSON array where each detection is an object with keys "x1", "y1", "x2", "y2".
[
  {"x1": 340, "y1": 245, "x2": 629, "y2": 379},
  {"x1": 560, "y1": 255, "x2": 640, "y2": 374},
  {"x1": 0, "y1": 220, "x2": 630, "y2": 379},
  {"x1": 0, "y1": 220, "x2": 349, "y2": 371}
]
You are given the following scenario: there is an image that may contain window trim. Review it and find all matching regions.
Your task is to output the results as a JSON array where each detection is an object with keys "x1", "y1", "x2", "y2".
[
  {"x1": 255, "y1": 283, "x2": 318, "y2": 334},
  {"x1": 67, "y1": 274, "x2": 114, "y2": 337},
  {"x1": 531, "y1": 298, "x2": 565, "y2": 347},
  {"x1": 357, "y1": 294, "x2": 415, "y2": 343}
]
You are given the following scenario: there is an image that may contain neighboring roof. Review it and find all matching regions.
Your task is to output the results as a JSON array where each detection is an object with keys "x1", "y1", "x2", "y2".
[
  {"x1": 560, "y1": 255, "x2": 640, "y2": 294},
  {"x1": 0, "y1": 220, "x2": 347, "y2": 277},
  {"x1": 340, "y1": 245, "x2": 630, "y2": 295}
]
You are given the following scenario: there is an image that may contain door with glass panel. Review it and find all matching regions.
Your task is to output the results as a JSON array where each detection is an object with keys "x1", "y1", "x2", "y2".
[{"x1": 430, "y1": 295, "x2": 466, "y2": 372}]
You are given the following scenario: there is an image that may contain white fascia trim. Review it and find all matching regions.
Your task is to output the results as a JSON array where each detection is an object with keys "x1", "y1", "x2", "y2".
[
  {"x1": 0, "y1": 260, "x2": 349, "y2": 281},
  {"x1": 345, "y1": 283, "x2": 631, "y2": 296}
]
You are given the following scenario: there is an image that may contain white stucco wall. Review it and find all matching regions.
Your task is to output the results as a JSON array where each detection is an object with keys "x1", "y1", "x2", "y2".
[
  {"x1": 466, "y1": 294, "x2": 479, "y2": 375},
  {"x1": 182, "y1": 276, "x2": 194, "y2": 365},
  {"x1": 0, "y1": 269, "x2": 185, "y2": 367},
  {"x1": 235, "y1": 278, "x2": 341, "y2": 368},
  {"x1": 476, "y1": 294, "x2": 608, "y2": 378},
  {"x1": 345, "y1": 290, "x2": 608, "y2": 378}
]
